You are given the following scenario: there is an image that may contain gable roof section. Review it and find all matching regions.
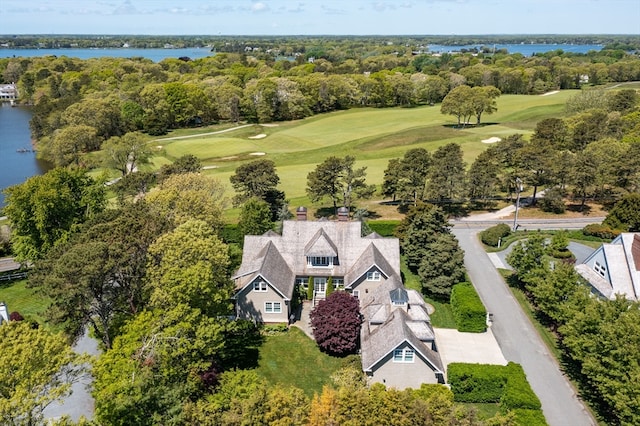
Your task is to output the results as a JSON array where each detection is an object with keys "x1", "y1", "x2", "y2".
[
  {"x1": 361, "y1": 309, "x2": 443, "y2": 374},
  {"x1": 233, "y1": 241, "x2": 295, "y2": 300},
  {"x1": 304, "y1": 228, "x2": 339, "y2": 257},
  {"x1": 576, "y1": 232, "x2": 640, "y2": 301},
  {"x1": 345, "y1": 243, "x2": 396, "y2": 286}
]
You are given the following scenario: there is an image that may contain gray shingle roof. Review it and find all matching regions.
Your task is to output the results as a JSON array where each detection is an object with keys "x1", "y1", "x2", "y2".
[
  {"x1": 361, "y1": 309, "x2": 443, "y2": 373},
  {"x1": 233, "y1": 240, "x2": 295, "y2": 299},
  {"x1": 345, "y1": 243, "x2": 397, "y2": 287},
  {"x1": 304, "y1": 228, "x2": 339, "y2": 257},
  {"x1": 235, "y1": 220, "x2": 400, "y2": 284}
]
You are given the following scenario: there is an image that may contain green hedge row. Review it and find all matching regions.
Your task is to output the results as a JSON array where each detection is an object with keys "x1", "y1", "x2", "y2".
[
  {"x1": 447, "y1": 363, "x2": 506, "y2": 402},
  {"x1": 510, "y1": 409, "x2": 547, "y2": 426},
  {"x1": 368, "y1": 220, "x2": 400, "y2": 237},
  {"x1": 480, "y1": 223, "x2": 511, "y2": 247},
  {"x1": 450, "y1": 282, "x2": 487, "y2": 333},
  {"x1": 501, "y1": 363, "x2": 542, "y2": 410},
  {"x1": 448, "y1": 362, "x2": 545, "y2": 424},
  {"x1": 582, "y1": 223, "x2": 620, "y2": 240}
]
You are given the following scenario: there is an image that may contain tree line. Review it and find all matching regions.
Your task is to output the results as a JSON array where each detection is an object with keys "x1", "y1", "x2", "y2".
[
  {"x1": 384, "y1": 88, "x2": 640, "y2": 209},
  {"x1": 1, "y1": 42, "x2": 639, "y2": 166},
  {"x1": 506, "y1": 235, "x2": 640, "y2": 425}
]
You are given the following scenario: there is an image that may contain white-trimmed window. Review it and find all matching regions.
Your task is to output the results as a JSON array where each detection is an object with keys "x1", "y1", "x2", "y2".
[
  {"x1": 333, "y1": 277, "x2": 344, "y2": 288},
  {"x1": 393, "y1": 348, "x2": 415, "y2": 363},
  {"x1": 352, "y1": 290, "x2": 360, "y2": 299},
  {"x1": 253, "y1": 281, "x2": 267, "y2": 292},
  {"x1": 366, "y1": 271, "x2": 381, "y2": 281},
  {"x1": 265, "y1": 302, "x2": 282, "y2": 313},
  {"x1": 309, "y1": 256, "x2": 333, "y2": 267},
  {"x1": 594, "y1": 261, "x2": 607, "y2": 277}
]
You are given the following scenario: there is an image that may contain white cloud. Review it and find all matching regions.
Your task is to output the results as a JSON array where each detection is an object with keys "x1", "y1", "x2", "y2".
[{"x1": 251, "y1": 2, "x2": 269, "y2": 12}]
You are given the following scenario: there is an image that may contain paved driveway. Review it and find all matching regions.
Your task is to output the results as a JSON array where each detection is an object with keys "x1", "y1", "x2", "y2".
[
  {"x1": 434, "y1": 327, "x2": 507, "y2": 376},
  {"x1": 453, "y1": 227, "x2": 595, "y2": 426}
]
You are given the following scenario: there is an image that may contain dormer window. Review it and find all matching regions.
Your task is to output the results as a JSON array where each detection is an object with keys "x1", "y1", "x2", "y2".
[
  {"x1": 253, "y1": 281, "x2": 267, "y2": 292},
  {"x1": 308, "y1": 256, "x2": 334, "y2": 267}
]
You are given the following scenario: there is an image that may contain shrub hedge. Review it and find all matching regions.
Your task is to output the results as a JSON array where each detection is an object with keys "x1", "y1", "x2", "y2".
[
  {"x1": 450, "y1": 282, "x2": 487, "y2": 333},
  {"x1": 510, "y1": 409, "x2": 548, "y2": 426},
  {"x1": 480, "y1": 223, "x2": 511, "y2": 247},
  {"x1": 582, "y1": 223, "x2": 620, "y2": 240},
  {"x1": 447, "y1": 363, "x2": 506, "y2": 402},
  {"x1": 448, "y1": 362, "x2": 545, "y2": 424},
  {"x1": 501, "y1": 363, "x2": 542, "y2": 410}
]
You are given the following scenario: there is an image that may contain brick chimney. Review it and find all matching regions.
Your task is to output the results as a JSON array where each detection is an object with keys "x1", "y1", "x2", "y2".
[
  {"x1": 296, "y1": 206, "x2": 307, "y2": 221},
  {"x1": 337, "y1": 207, "x2": 349, "y2": 222}
]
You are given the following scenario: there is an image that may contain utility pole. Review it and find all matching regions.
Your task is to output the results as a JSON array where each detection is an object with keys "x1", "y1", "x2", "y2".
[{"x1": 513, "y1": 177, "x2": 523, "y2": 231}]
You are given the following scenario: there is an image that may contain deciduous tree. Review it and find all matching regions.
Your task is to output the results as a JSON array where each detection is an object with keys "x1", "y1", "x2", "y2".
[
  {"x1": 146, "y1": 173, "x2": 227, "y2": 231},
  {"x1": 0, "y1": 321, "x2": 83, "y2": 426},
  {"x1": 3, "y1": 167, "x2": 106, "y2": 262},
  {"x1": 310, "y1": 291, "x2": 361, "y2": 356},
  {"x1": 101, "y1": 131, "x2": 152, "y2": 176}
]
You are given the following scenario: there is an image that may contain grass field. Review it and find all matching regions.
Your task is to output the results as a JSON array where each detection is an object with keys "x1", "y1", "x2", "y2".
[
  {"x1": 255, "y1": 327, "x2": 348, "y2": 396},
  {"x1": 0, "y1": 278, "x2": 56, "y2": 330},
  {"x1": 147, "y1": 91, "x2": 579, "y2": 204}
]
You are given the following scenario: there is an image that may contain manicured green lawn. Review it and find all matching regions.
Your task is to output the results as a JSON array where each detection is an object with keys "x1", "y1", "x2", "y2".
[
  {"x1": 0, "y1": 278, "x2": 53, "y2": 328},
  {"x1": 255, "y1": 327, "x2": 348, "y2": 397},
  {"x1": 147, "y1": 91, "x2": 576, "y2": 202}
]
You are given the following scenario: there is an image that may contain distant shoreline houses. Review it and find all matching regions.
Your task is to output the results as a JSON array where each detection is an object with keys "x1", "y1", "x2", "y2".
[
  {"x1": 0, "y1": 83, "x2": 18, "y2": 101},
  {"x1": 232, "y1": 208, "x2": 445, "y2": 389}
]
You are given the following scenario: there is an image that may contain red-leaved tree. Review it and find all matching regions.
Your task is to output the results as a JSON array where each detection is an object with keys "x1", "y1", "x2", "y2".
[{"x1": 310, "y1": 291, "x2": 361, "y2": 356}]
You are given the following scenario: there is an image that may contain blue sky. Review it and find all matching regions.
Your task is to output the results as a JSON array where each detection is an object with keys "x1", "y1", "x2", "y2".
[{"x1": 1, "y1": 0, "x2": 639, "y2": 35}]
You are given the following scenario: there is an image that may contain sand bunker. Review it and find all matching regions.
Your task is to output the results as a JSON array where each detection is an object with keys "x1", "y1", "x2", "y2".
[
  {"x1": 220, "y1": 156, "x2": 238, "y2": 160},
  {"x1": 250, "y1": 152, "x2": 266, "y2": 156},
  {"x1": 481, "y1": 137, "x2": 502, "y2": 144},
  {"x1": 248, "y1": 134, "x2": 267, "y2": 139},
  {"x1": 540, "y1": 90, "x2": 560, "y2": 96},
  {"x1": 202, "y1": 165, "x2": 218, "y2": 170}
]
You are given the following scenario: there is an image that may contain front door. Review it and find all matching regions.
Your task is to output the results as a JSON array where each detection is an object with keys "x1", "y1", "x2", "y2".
[{"x1": 314, "y1": 277, "x2": 327, "y2": 294}]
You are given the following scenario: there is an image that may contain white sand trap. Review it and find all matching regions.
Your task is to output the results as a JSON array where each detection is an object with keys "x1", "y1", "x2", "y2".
[
  {"x1": 250, "y1": 152, "x2": 266, "y2": 156},
  {"x1": 482, "y1": 137, "x2": 502, "y2": 144},
  {"x1": 540, "y1": 90, "x2": 560, "y2": 96},
  {"x1": 261, "y1": 123, "x2": 279, "y2": 127},
  {"x1": 202, "y1": 165, "x2": 218, "y2": 170},
  {"x1": 220, "y1": 156, "x2": 238, "y2": 160},
  {"x1": 156, "y1": 145, "x2": 163, "y2": 149},
  {"x1": 248, "y1": 134, "x2": 267, "y2": 139}
]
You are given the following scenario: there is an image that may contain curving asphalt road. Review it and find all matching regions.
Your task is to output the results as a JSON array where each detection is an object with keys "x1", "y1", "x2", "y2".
[{"x1": 453, "y1": 225, "x2": 596, "y2": 426}]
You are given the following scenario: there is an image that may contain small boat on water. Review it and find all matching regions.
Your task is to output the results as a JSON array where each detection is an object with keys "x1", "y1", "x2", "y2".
[{"x1": 16, "y1": 148, "x2": 31, "y2": 153}]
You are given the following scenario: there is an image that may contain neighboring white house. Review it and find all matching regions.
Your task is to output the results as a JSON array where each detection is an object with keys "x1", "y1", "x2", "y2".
[
  {"x1": 575, "y1": 233, "x2": 640, "y2": 301},
  {"x1": 0, "y1": 83, "x2": 18, "y2": 100},
  {"x1": 232, "y1": 207, "x2": 445, "y2": 388}
]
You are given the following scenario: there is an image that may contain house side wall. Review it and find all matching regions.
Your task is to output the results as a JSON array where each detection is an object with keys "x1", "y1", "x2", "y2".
[
  {"x1": 584, "y1": 249, "x2": 611, "y2": 284},
  {"x1": 367, "y1": 343, "x2": 439, "y2": 389},
  {"x1": 236, "y1": 279, "x2": 289, "y2": 323}
]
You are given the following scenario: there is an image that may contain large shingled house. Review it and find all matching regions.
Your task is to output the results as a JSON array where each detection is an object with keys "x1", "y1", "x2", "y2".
[{"x1": 232, "y1": 207, "x2": 445, "y2": 388}]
